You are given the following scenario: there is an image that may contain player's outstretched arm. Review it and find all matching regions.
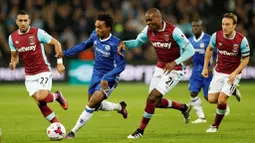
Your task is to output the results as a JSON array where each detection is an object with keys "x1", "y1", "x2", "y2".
[
  {"x1": 172, "y1": 27, "x2": 195, "y2": 65},
  {"x1": 117, "y1": 41, "x2": 126, "y2": 57},
  {"x1": 9, "y1": 51, "x2": 18, "y2": 70},
  {"x1": 183, "y1": 57, "x2": 192, "y2": 66},
  {"x1": 49, "y1": 37, "x2": 63, "y2": 58},
  {"x1": 48, "y1": 38, "x2": 65, "y2": 75},
  {"x1": 117, "y1": 39, "x2": 145, "y2": 56},
  {"x1": 229, "y1": 37, "x2": 250, "y2": 84},
  {"x1": 63, "y1": 31, "x2": 95, "y2": 57},
  {"x1": 228, "y1": 56, "x2": 249, "y2": 84},
  {"x1": 117, "y1": 26, "x2": 148, "y2": 56}
]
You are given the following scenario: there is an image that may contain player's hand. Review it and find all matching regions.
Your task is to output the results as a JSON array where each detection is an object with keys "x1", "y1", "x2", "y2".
[
  {"x1": 164, "y1": 61, "x2": 176, "y2": 74},
  {"x1": 9, "y1": 61, "x2": 16, "y2": 70},
  {"x1": 117, "y1": 41, "x2": 125, "y2": 56},
  {"x1": 55, "y1": 52, "x2": 64, "y2": 58},
  {"x1": 57, "y1": 64, "x2": 65, "y2": 75},
  {"x1": 228, "y1": 71, "x2": 237, "y2": 84},
  {"x1": 201, "y1": 68, "x2": 209, "y2": 78},
  {"x1": 101, "y1": 80, "x2": 109, "y2": 91}
]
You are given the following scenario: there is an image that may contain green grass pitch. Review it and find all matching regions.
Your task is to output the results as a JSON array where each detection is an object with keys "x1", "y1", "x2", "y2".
[{"x1": 0, "y1": 83, "x2": 255, "y2": 143}]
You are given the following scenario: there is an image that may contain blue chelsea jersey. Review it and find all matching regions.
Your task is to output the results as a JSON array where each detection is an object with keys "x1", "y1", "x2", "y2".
[
  {"x1": 64, "y1": 31, "x2": 125, "y2": 81},
  {"x1": 188, "y1": 32, "x2": 216, "y2": 68}
]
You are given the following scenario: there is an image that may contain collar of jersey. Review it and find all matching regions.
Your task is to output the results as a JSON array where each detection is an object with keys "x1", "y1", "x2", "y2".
[
  {"x1": 223, "y1": 31, "x2": 236, "y2": 40},
  {"x1": 100, "y1": 33, "x2": 112, "y2": 42},
  {"x1": 18, "y1": 26, "x2": 31, "y2": 35},
  {"x1": 157, "y1": 21, "x2": 166, "y2": 32},
  {"x1": 193, "y1": 32, "x2": 204, "y2": 42}
]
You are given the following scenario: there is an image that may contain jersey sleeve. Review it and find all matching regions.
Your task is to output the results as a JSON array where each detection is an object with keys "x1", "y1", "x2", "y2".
[
  {"x1": 124, "y1": 26, "x2": 148, "y2": 48},
  {"x1": 37, "y1": 29, "x2": 52, "y2": 44},
  {"x1": 172, "y1": 27, "x2": 195, "y2": 65},
  {"x1": 64, "y1": 31, "x2": 95, "y2": 57},
  {"x1": 8, "y1": 35, "x2": 16, "y2": 51},
  {"x1": 209, "y1": 33, "x2": 216, "y2": 49},
  {"x1": 240, "y1": 37, "x2": 250, "y2": 58}
]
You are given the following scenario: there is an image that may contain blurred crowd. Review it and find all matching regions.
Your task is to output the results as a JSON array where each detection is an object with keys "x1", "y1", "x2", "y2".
[{"x1": 0, "y1": 0, "x2": 254, "y2": 65}]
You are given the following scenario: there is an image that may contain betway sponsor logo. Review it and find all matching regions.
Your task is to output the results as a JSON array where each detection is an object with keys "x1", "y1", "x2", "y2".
[
  {"x1": 218, "y1": 49, "x2": 237, "y2": 56},
  {"x1": 17, "y1": 45, "x2": 36, "y2": 52},
  {"x1": 152, "y1": 42, "x2": 172, "y2": 49}
]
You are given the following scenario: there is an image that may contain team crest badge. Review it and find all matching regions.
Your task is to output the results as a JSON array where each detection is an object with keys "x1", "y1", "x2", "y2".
[
  {"x1": 233, "y1": 44, "x2": 239, "y2": 53},
  {"x1": 164, "y1": 34, "x2": 170, "y2": 41},
  {"x1": 245, "y1": 44, "x2": 249, "y2": 50},
  {"x1": 105, "y1": 45, "x2": 111, "y2": 51},
  {"x1": 28, "y1": 36, "x2": 35, "y2": 45},
  {"x1": 200, "y1": 43, "x2": 205, "y2": 48}
]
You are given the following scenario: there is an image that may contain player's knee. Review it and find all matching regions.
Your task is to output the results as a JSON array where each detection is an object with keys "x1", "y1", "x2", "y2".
[
  {"x1": 217, "y1": 98, "x2": 227, "y2": 104},
  {"x1": 218, "y1": 94, "x2": 228, "y2": 104},
  {"x1": 148, "y1": 89, "x2": 162, "y2": 103},
  {"x1": 37, "y1": 90, "x2": 49, "y2": 101},
  {"x1": 32, "y1": 92, "x2": 46, "y2": 102},
  {"x1": 207, "y1": 97, "x2": 217, "y2": 103},
  {"x1": 147, "y1": 96, "x2": 156, "y2": 103}
]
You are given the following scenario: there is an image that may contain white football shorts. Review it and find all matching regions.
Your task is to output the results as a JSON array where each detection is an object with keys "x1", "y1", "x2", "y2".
[
  {"x1": 208, "y1": 70, "x2": 241, "y2": 96},
  {"x1": 149, "y1": 66, "x2": 184, "y2": 95},
  {"x1": 25, "y1": 72, "x2": 52, "y2": 96}
]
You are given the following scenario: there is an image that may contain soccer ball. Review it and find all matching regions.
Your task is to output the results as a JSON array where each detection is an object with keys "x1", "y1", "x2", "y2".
[{"x1": 46, "y1": 122, "x2": 66, "y2": 141}]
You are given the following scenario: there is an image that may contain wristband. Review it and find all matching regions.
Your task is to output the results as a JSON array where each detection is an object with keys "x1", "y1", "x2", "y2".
[{"x1": 57, "y1": 58, "x2": 63, "y2": 64}]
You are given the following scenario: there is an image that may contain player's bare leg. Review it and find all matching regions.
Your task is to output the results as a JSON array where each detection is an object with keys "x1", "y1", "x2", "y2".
[
  {"x1": 127, "y1": 89, "x2": 191, "y2": 139},
  {"x1": 96, "y1": 100, "x2": 128, "y2": 119},
  {"x1": 127, "y1": 89, "x2": 160, "y2": 139},
  {"x1": 89, "y1": 93, "x2": 127, "y2": 118},
  {"x1": 66, "y1": 91, "x2": 105, "y2": 139},
  {"x1": 206, "y1": 92, "x2": 228, "y2": 132},
  {"x1": 155, "y1": 96, "x2": 192, "y2": 123},
  {"x1": 33, "y1": 90, "x2": 59, "y2": 123}
]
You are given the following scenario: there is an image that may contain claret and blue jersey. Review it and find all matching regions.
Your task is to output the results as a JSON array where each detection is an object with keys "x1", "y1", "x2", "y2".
[{"x1": 64, "y1": 31, "x2": 125, "y2": 95}]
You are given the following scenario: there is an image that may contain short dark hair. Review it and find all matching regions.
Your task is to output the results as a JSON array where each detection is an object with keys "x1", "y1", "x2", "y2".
[
  {"x1": 18, "y1": 10, "x2": 29, "y2": 16},
  {"x1": 192, "y1": 18, "x2": 203, "y2": 25},
  {"x1": 97, "y1": 13, "x2": 114, "y2": 31},
  {"x1": 223, "y1": 13, "x2": 238, "y2": 24}
]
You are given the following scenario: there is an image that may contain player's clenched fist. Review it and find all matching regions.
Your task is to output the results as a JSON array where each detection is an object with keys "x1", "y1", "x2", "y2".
[
  {"x1": 201, "y1": 68, "x2": 208, "y2": 78},
  {"x1": 9, "y1": 61, "x2": 16, "y2": 70},
  {"x1": 57, "y1": 64, "x2": 65, "y2": 75},
  {"x1": 163, "y1": 61, "x2": 177, "y2": 74}
]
